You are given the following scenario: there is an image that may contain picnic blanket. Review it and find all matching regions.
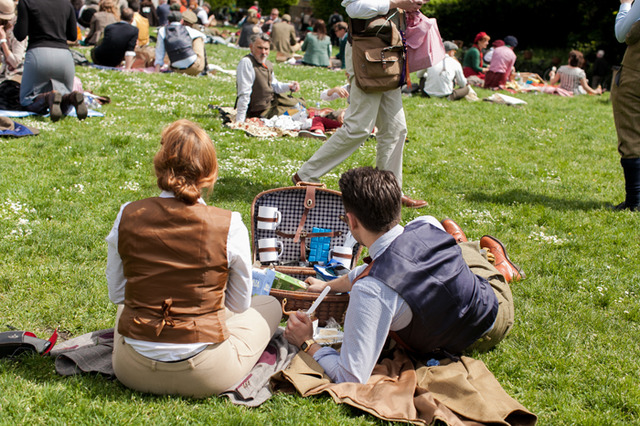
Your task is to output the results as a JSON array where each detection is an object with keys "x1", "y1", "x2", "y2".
[
  {"x1": 0, "y1": 109, "x2": 104, "y2": 118},
  {"x1": 0, "y1": 116, "x2": 39, "y2": 137},
  {"x1": 90, "y1": 64, "x2": 158, "y2": 73},
  {"x1": 220, "y1": 328, "x2": 298, "y2": 406},
  {"x1": 214, "y1": 105, "x2": 342, "y2": 139},
  {"x1": 272, "y1": 349, "x2": 537, "y2": 426},
  {"x1": 49, "y1": 327, "x2": 298, "y2": 407},
  {"x1": 50, "y1": 328, "x2": 115, "y2": 377}
]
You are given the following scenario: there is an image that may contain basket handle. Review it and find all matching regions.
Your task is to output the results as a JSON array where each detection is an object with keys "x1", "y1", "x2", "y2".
[{"x1": 294, "y1": 181, "x2": 326, "y2": 189}]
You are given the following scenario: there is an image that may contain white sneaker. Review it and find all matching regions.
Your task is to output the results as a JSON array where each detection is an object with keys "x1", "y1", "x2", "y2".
[{"x1": 298, "y1": 130, "x2": 327, "y2": 140}]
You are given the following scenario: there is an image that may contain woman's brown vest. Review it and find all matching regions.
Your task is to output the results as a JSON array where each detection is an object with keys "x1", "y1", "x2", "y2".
[{"x1": 117, "y1": 197, "x2": 232, "y2": 344}]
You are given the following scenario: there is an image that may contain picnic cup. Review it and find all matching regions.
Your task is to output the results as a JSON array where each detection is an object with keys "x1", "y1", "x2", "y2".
[
  {"x1": 258, "y1": 238, "x2": 283, "y2": 263},
  {"x1": 257, "y1": 206, "x2": 282, "y2": 230},
  {"x1": 330, "y1": 245, "x2": 353, "y2": 268}
]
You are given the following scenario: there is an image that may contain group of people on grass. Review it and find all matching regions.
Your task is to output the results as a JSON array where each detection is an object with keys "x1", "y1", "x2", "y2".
[
  {"x1": 1, "y1": 0, "x2": 638, "y2": 401},
  {"x1": 108, "y1": 118, "x2": 522, "y2": 396},
  {"x1": 461, "y1": 30, "x2": 603, "y2": 95},
  {"x1": 109, "y1": 0, "x2": 640, "y2": 398}
]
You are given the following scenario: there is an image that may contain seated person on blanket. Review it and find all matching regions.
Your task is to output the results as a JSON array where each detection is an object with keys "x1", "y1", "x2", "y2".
[
  {"x1": 235, "y1": 32, "x2": 301, "y2": 122},
  {"x1": 91, "y1": 7, "x2": 138, "y2": 70},
  {"x1": 154, "y1": 9, "x2": 206, "y2": 75},
  {"x1": 106, "y1": 119, "x2": 281, "y2": 397},
  {"x1": 299, "y1": 82, "x2": 378, "y2": 141},
  {"x1": 483, "y1": 36, "x2": 518, "y2": 89},
  {"x1": 284, "y1": 166, "x2": 523, "y2": 384},
  {"x1": 298, "y1": 84, "x2": 349, "y2": 140},
  {"x1": 417, "y1": 41, "x2": 470, "y2": 101}
]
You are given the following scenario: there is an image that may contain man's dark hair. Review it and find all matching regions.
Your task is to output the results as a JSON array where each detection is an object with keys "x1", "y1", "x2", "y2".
[
  {"x1": 339, "y1": 167, "x2": 401, "y2": 233},
  {"x1": 121, "y1": 7, "x2": 134, "y2": 22}
]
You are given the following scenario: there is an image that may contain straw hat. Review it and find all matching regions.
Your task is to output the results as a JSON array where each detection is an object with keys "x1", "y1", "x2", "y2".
[{"x1": 0, "y1": 0, "x2": 15, "y2": 20}]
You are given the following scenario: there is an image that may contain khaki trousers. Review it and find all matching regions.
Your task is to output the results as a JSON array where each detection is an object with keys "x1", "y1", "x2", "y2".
[
  {"x1": 297, "y1": 43, "x2": 408, "y2": 187},
  {"x1": 611, "y1": 65, "x2": 640, "y2": 158},
  {"x1": 112, "y1": 295, "x2": 281, "y2": 398},
  {"x1": 173, "y1": 38, "x2": 206, "y2": 76},
  {"x1": 459, "y1": 242, "x2": 515, "y2": 353}
]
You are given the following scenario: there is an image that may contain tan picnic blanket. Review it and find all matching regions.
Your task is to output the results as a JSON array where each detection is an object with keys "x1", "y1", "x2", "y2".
[{"x1": 271, "y1": 348, "x2": 536, "y2": 425}]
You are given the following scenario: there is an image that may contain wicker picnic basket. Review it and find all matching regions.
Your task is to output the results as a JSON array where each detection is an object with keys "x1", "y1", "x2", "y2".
[{"x1": 251, "y1": 182, "x2": 361, "y2": 326}]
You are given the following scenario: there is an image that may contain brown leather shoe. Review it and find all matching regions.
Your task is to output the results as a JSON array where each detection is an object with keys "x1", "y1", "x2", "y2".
[
  {"x1": 46, "y1": 91, "x2": 62, "y2": 122},
  {"x1": 441, "y1": 218, "x2": 467, "y2": 243},
  {"x1": 61, "y1": 91, "x2": 87, "y2": 120},
  {"x1": 480, "y1": 235, "x2": 525, "y2": 282},
  {"x1": 401, "y1": 195, "x2": 428, "y2": 208}
]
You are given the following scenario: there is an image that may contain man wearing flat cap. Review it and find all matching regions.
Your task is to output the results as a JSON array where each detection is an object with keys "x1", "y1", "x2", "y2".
[
  {"x1": 484, "y1": 35, "x2": 518, "y2": 89},
  {"x1": 419, "y1": 41, "x2": 469, "y2": 101},
  {"x1": 154, "y1": 8, "x2": 206, "y2": 75}
]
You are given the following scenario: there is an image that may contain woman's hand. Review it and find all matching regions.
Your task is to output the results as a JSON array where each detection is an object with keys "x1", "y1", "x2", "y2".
[
  {"x1": 0, "y1": 26, "x2": 6, "y2": 40},
  {"x1": 284, "y1": 310, "x2": 314, "y2": 348},
  {"x1": 621, "y1": 0, "x2": 633, "y2": 4}
]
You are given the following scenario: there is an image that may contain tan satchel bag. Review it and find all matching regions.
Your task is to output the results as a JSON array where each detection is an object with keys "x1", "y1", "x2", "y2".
[{"x1": 350, "y1": 12, "x2": 405, "y2": 93}]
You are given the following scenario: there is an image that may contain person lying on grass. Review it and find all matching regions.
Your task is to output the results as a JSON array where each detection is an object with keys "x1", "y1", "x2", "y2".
[
  {"x1": 284, "y1": 166, "x2": 523, "y2": 383},
  {"x1": 106, "y1": 119, "x2": 281, "y2": 398}
]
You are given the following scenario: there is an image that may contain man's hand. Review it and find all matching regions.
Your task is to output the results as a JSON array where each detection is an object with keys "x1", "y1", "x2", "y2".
[
  {"x1": 621, "y1": 0, "x2": 633, "y2": 4},
  {"x1": 289, "y1": 81, "x2": 300, "y2": 92},
  {"x1": 305, "y1": 277, "x2": 330, "y2": 293},
  {"x1": 284, "y1": 310, "x2": 314, "y2": 348},
  {"x1": 389, "y1": 0, "x2": 428, "y2": 13}
]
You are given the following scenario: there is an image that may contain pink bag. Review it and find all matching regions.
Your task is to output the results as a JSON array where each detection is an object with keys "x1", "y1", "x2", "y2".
[{"x1": 404, "y1": 11, "x2": 446, "y2": 73}]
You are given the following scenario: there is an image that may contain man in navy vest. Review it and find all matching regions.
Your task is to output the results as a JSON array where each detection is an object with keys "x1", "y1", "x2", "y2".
[
  {"x1": 154, "y1": 10, "x2": 206, "y2": 75},
  {"x1": 285, "y1": 167, "x2": 523, "y2": 384}
]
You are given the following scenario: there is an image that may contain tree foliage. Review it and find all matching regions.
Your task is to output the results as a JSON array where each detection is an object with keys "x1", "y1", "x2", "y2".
[
  {"x1": 310, "y1": 0, "x2": 345, "y2": 23},
  {"x1": 422, "y1": 0, "x2": 625, "y2": 62}
]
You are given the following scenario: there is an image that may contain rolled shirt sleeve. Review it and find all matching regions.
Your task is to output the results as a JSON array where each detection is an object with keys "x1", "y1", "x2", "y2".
[
  {"x1": 616, "y1": 2, "x2": 640, "y2": 43},
  {"x1": 235, "y1": 56, "x2": 255, "y2": 122},
  {"x1": 341, "y1": 0, "x2": 390, "y2": 19}
]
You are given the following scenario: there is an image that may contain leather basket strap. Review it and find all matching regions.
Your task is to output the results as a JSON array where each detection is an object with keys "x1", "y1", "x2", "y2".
[{"x1": 293, "y1": 185, "x2": 317, "y2": 243}]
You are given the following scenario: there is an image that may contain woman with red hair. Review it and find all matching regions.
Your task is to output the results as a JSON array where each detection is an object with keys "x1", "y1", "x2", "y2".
[
  {"x1": 107, "y1": 119, "x2": 281, "y2": 397},
  {"x1": 462, "y1": 32, "x2": 490, "y2": 78}
]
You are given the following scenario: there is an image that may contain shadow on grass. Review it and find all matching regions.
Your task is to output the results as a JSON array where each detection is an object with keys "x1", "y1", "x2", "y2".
[
  {"x1": 213, "y1": 176, "x2": 275, "y2": 204},
  {"x1": 465, "y1": 189, "x2": 609, "y2": 211}
]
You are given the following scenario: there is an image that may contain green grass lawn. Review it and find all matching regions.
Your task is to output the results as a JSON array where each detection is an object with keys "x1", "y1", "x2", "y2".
[{"x1": 0, "y1": 43, "x2": 638, "y2": 424}]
